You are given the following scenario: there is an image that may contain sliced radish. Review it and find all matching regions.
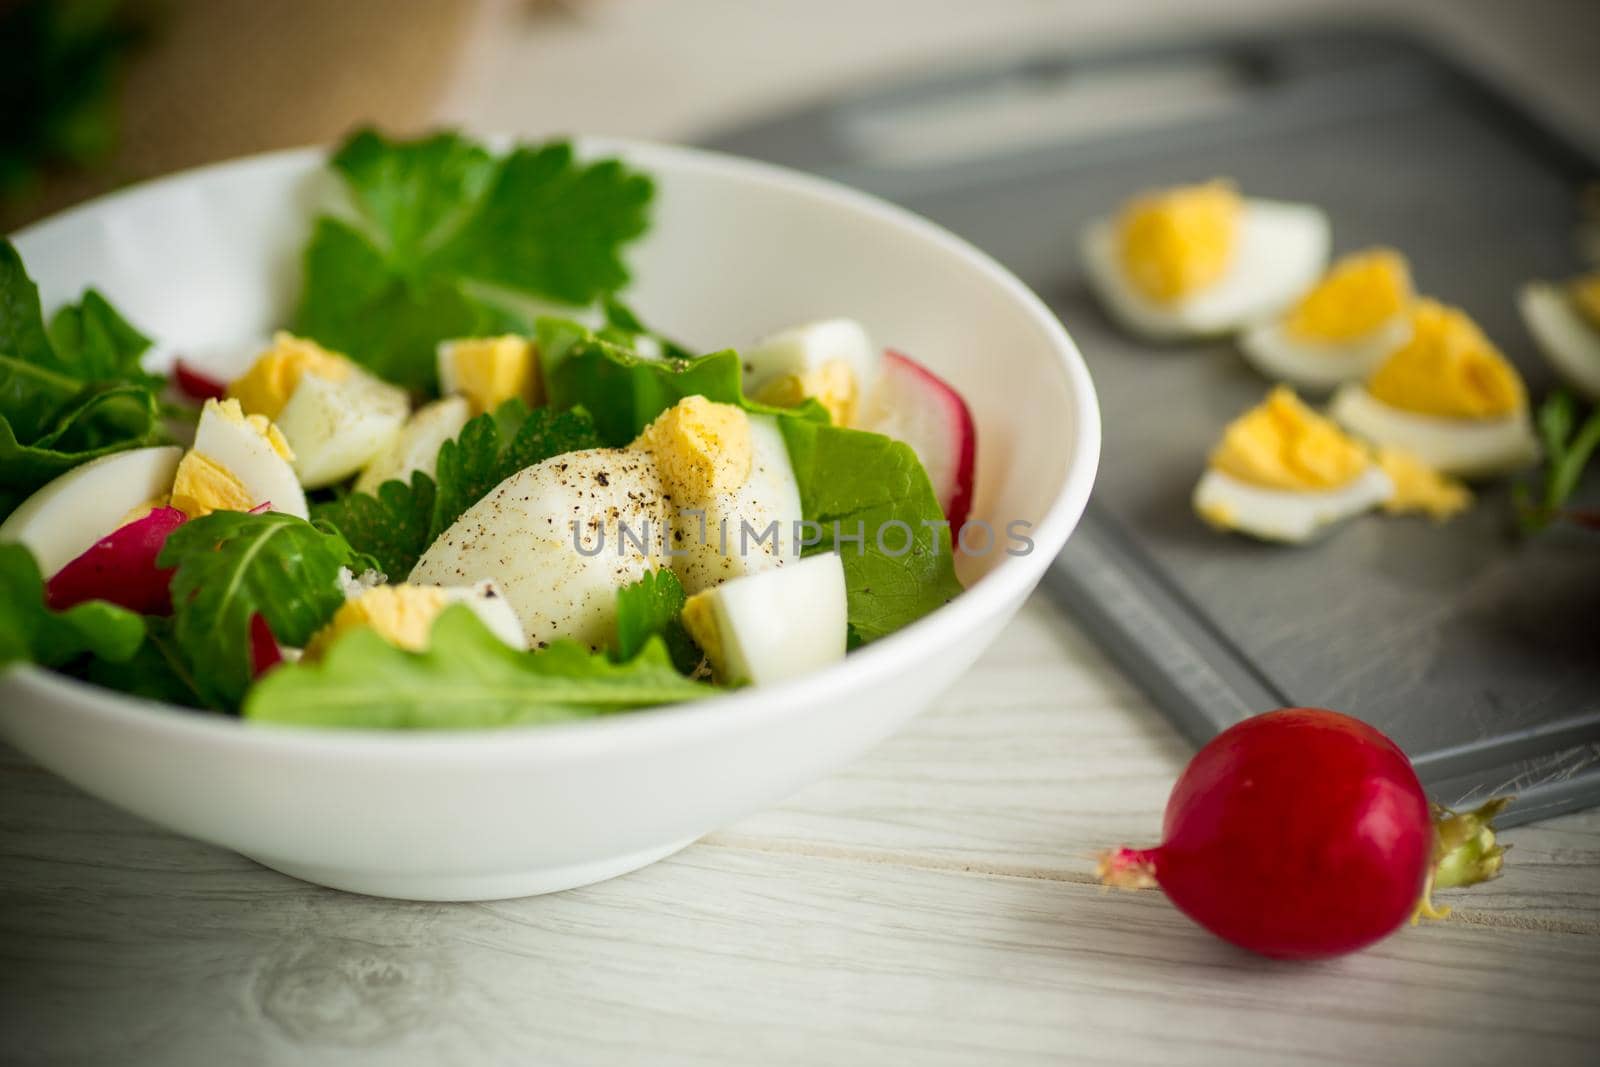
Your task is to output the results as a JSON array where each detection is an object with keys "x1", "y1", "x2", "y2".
[
  {"x1": 174, "y1": 359, "x2": 229, "y2": 402},
  {"x1": 249, "y1": 613, "x2": 283, "y2": 676},
  {"x1": 46, "y1": 506, "x2": 188, "y2": 614},
  {"x1": 857, "y1": 350, "x2": 977, "y2": 530}
]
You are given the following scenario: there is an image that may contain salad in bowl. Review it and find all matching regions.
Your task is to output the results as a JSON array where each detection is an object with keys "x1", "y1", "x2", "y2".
[
  {"x1": 1, "y1": 129, "x2": 989, "y2": 728},
  {"x1": 0, "y1": 130, "x2": 1095, "y2": 898}
]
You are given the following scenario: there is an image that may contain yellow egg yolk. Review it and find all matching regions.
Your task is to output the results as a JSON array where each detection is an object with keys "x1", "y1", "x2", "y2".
[
  {"x1": 1210, "y1": 386, "x2": 1370, "y2": 491},
  {"x1": 442, "y1": 335, "x2": 540, "y2": 414},
  {"x1": 209, "y1": 397, "x2": 296, "y2": 461},
  {"x1": 1116, "y1": 180, "x2": 1241, "y2": 304},
  {"x1": 170, "y1": 452, "x2": 256, "y2": 518},
  {"x1": 1571, "y1": 273, "x2": 1600, "y2": 332},
  {"x1": 1374, "y1": 447, "x2": 1472, "y2": 521},
  {"x1": 753, "y1": 359, "x2": 858, "y2": 426},
  {"x1": 1284, "y1": 248, "x2": 1413, "y2": 343},
  {"x1": 632, "y1": 396, "x2": 753, "y2": 500},
  {"x1": 303, "y1": 585, "x2": 453, "y2": 660},
  {"x1": 1366, "y1": 301, "x2": 1526, "y2": 418},
  {"x1": 679, "y1": 590, "x2": 725, "y2": 677},
  {"x1": 228, "y1": 332, "x2": 352, "y2": 420}
]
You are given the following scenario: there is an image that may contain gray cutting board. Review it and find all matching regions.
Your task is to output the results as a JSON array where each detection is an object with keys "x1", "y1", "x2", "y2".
[{"x1": 701, "y1": 25, "x2": 1600, "y2": 824}]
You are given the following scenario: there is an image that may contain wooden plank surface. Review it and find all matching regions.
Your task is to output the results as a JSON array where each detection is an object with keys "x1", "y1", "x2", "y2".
[{"x1": 4, "y1": 599, "x2": 1598, "y2": 1065}]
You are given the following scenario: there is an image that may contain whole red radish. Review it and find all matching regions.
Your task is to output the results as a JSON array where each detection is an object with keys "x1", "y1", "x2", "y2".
[
  {"x1": 46, "y1": 506, "x2": 188, "y2": 614},
  {"x1": 173, "y1": 359, "x2": 229, "y2": 402},
  {"x1": 857, "y1": 350, "x2": 977, "y2": 531},
  {"x1": 1100, "y1": 708, "x2": 1506, "y2": 960}
]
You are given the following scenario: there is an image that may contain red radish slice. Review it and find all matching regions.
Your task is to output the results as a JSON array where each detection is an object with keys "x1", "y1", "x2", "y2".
[
  {"x1": 174, "y1": 359, "x2": 229, "y2": 401},
  {"x1": 46, "y1": 506, "x2": 187, "y2": 614},
  {"x1": 1099, "y1": 708, "x2": 1508, "y2": 960},
  {"x1": 249, "y1": 613, "x2": 283, "y2": 676},
  {"x1": 858, "y1": 350, "x2": 977, "y2": 531}
]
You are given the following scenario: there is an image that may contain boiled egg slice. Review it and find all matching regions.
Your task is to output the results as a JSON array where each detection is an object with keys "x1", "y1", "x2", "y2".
[
  {"x1": 1193, "y1": 386, "x2": 1392, "y2": 543},
  {"x1": 1082, "y1": 180, "x2": 1330, "y2": 340},
  {"x1": 353, "y1": 395, "x2": 473, "y2": 495},
  {"x1": 437, "y1": 335, "x2": 541, "y2": 415},
  {"x1": 1519, "y1": 274, "x2": 1600, "y2": 400},
  {"x1": 410, "y1": 448, "x2": 669, "y2": 652},
  {"x1": 1330, "y1": 300, "x2": 1539, "y2": 477},
  {"x1": 742, "y1": 319, "x2": 881, "y2": 427},
  {"x1": 172, "y1": 398, "x2": 307, "y2": 519},
  {"x1": 1238, "y1": 248, "x2": 1415, "y2": 390},
  {"x1": 229, "y1": 333, "x2": 409, "y2": 489},
  {"x1": 631, "y1": 397, "x2": 803, "y2": 594},
  {"x1": 303, "y1": 580, "x2": 524, "y2": 659},
  {"x1": 680, "y1": 551, "x2": 847, "y2": 686},
  {"x1": 0, "y1": 445, "x2": 183, "y2": 577}
]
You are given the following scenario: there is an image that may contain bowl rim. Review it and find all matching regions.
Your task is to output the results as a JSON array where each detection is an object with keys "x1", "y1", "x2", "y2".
[{"x1": 5, "y1": 135, "x2": 1101, "y2": 757}]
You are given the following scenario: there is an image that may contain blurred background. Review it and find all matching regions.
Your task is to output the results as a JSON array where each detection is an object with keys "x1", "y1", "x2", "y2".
[{"x1": 4, "y1": 0, "x2": 1598, "y2": 232}]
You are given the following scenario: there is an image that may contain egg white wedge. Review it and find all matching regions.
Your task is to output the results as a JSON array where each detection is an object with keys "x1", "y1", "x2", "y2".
[
  {"x1": 681, "y1": 552, "x2": 847, "y2": 686},
  {"x1": 1081, "y1": 200, "x2": 1330, "y2": 341},
  {"x1": 410, "y1": 448, "x2": 669, "y2": 651},
  {"x1": 275, "y1": 371, "x2": 409, "y2": 489},
  {"x1": 442, "y1": 580, "x2": 527, "y2": 650},
  {"x1": 354, "y1": 396, "x2": 472, "y2": 495},
  {"x1": 1519, "y1": 281, "x2": 1600, "y2": 400},
  {"x1": 1193, "y1": 467, "x2": 1394, "y2": 544},
  {"x1": 1329, "y1": 385, "x2": 1540, "y2": 477},
  {"x1": 742, "y1": 318, "x2": 881, "y2": 425},
  {"x1": 192, "y1": 400, "x2": 308, "y2": 518},
  {"x1": 1238, "y1": 314, "x2": 1412, "y2": 392},
  {"x1": 671, "y1": 414, "x2": 803, "y2": 595},
  {"x1": 0, "y1": 445, "x2": 183, "y2": 576}
]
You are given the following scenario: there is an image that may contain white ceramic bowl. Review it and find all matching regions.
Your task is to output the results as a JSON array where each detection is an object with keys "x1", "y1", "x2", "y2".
[{"x1": 1, "y1": 139, "x2": 1099, "y2": 900}]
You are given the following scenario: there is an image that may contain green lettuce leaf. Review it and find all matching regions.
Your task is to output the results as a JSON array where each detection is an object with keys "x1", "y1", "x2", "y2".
[
  {"x1": 160, "y1": 511, "x2": 378, "y2": 710},
  {"x1": 294, "y1": 128, "x2": 654, "y2": 391},
  {"x1": 0, "y1": 543, "x2": 145, "y2": 669},
  {"x1": 614, "y1": 568, "x2": 700, "y2": 674},
  {"x1": 68, "y1": 618, "x2": 206, "y2": 708},
  {"x1": 311, "y1": 400, "x2": 599, "y2": 579},
  {"x1": 779, "y1": 419, "x2": 962, "y2": 642},
  {"x1": 244, "y1": 605, "x2": 710, "y2": 729}
]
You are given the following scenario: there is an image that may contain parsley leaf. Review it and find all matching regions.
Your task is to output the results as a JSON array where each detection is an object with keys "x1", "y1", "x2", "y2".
[
  {"x1": 244, "y1": 605, "x2": 710, "y2": 729},
  {"x1": 312, "y1": 400, "x2": 600, "y2": 579},
  {"x1": 0, "y1": 543, "x2": 145, "y2": 669},
  {"x1": 294, "y1": 129, "x2": 654, "y2": 391},
  {"x1": 1516, "y1": 390, "x2": 1600, "y2": 534},
  {"x1": 159, "y1": 511, "x2": 378, "y2": 710},
  {"x1": 0, "y1": 240, "x2": 166, "y2": 519},
  {"x1": 614, "y1": 568, "x2": 700, "y2": 673}
]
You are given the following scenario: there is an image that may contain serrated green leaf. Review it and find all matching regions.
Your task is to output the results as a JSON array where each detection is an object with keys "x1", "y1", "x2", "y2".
[{"x1": 614, "y1": 568, "x2": 699, "y2": 673}]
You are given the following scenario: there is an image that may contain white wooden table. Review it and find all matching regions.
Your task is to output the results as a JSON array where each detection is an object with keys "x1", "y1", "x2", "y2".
[{"x1": 6, "y1": 1, "x2": 1600, "y2": 1062}]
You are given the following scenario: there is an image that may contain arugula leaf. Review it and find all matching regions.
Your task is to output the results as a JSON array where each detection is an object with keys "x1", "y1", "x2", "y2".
[
  {"x1": 160, "y1": 511, "x2": 378, "y2": 709},
  {"x1": 312, "y1": 400, "x2": 599, "y2": 578},
  {"x1": 0, "y1": 239, "x2": 166, "y2": 519},
  {"x1": 779, "y1": 418, "x2": 962, "y2": 642},
  {"x1": 294, "y1": 129, "x2": 653, "y2": 391},
  {"x1": 68, "y1": 618, "x2": 206, "y2": 708},
  {"x1": 244, "y1": 605, "x2": 710, "y2": 729},
  {"x1": 615, "y1": 568, "x2": 700, "y2": 674},
  {"x1": 1517, "y1": 391, "x2": 1600, "y2": 534},
  {"x1": 0, "y1": 543, "x2": 145, "y2": 669}
]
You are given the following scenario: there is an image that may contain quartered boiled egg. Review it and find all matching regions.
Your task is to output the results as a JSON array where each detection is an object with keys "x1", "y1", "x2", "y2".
[
  {"x1": 1330, "y1": 300, "x2": 1539, "y2": 477},
  {"x1": 437, "y1": 335, "x2": 541, "y2": 415},
  {"x1": 1193, "y1": 387, "x2": 1393, "y2": 543},
  {"x1": 411, "y1": 396, "x2": 808, "y2": 652},
  {"x1": 229, "y1": 333, "x2": 408, "y2": 489},
  {"x1": 742, "y1": 318, "x2": 882, "y2": 427},
  {"x1": 1238, "y1": 248, "x2": 1416, "y2": 389},
  {"x1": 1082, "y1": 180, "x2": 1330, "y2": 340},
  {"x1": 302, "y1": 580, "x2": 524, "y2": 659},
  {"x1": 353, "y1": 395, "x2": 473, "y2": 495},
  {"x1": 1519, "y1": 272, "x2": 1600, "y2": 400},
  {"x1": 681, "y1": 551, "x2": 847, "y2": 686},
  {"x1": 171, "y1": 398, "x2": 308, "y2": 519},
  {"x1": 631, "y1": 396, "x2": 802, "y2": 594},
  {"x1": 0, "y1": 445, "x2": 182, "y2": 576}
]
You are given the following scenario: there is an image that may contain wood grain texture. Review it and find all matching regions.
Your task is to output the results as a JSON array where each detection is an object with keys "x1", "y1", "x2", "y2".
[{"x1": 3, "y1": 600, "x2": 1598, "y2": 1065}]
